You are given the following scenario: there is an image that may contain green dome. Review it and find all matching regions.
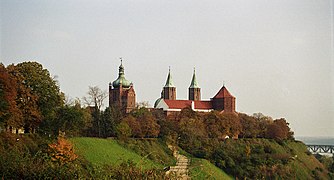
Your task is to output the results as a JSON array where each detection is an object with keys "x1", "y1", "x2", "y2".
[
  {"x1": 154, "y1": 98, "x2": 162, "y2": 108},
  {"x1": 112, "y1": 60, "x2": 132, "y2": 88}
]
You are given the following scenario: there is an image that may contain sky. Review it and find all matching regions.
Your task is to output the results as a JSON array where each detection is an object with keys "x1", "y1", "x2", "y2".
[{"x1": 1, "y1": 0, "x2": 333, "y2": 137}]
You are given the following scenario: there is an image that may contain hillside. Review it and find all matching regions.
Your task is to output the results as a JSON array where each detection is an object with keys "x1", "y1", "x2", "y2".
[
  {"x1": 181, "y1": 138, "x2": 331, "y2": 179},
  {"x1": 1, "y1": 133, "x2": 332, "y2": 179},
  {"x1": 71, "y1": 137, "x2": 234, "y2": 179},
  {"x1": 190, "y1": 158, "x2": 233, "y2": 180},
  {"x1": 70, "y1": 137, "x2": 165, "y2": 169}
]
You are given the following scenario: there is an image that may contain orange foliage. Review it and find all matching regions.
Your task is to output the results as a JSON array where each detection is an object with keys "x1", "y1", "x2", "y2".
[{"x1": 48, "y1": 137, "x2": 78, "y2": 164}]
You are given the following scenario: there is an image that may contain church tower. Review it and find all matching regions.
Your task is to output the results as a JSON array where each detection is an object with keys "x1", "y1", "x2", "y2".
[
  {"x1": 211, "y1": 85, "x2": 235, "y2": 113},
  {"x1": 163, "y1": 67, "x2": 176, "y2": 100},
  {"x1": 189, "y1": 68, "x2": 201, "y2": 101},
  {"x1": 109, "y1": 59, "x2": 136, "y2": 113}
]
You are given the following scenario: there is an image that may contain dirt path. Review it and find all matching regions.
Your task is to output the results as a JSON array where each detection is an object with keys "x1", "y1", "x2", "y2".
[{"x1": 166, "y1": 145, "x2": 190, "y2": 180}]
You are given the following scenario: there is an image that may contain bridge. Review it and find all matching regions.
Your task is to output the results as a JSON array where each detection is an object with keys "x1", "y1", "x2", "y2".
[{"x1": 306, "y1": 145, "x2": 334, "y2": 154}]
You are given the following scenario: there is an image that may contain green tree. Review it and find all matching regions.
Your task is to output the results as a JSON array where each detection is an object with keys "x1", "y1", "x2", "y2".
[
  {"x1": 100, "y1": 107, "x2": 117, "y2": 137},
  {"x1": 116, "y1": 121, "x2": 132, "y2": 141},
  {"x1": 83, "y1": 86, "x2": 108, "y2": 137},
  {"x1": 56, "y1": 104, "x2": 91, "y2": 136},
  {"x1": 15, "y1": 62, "x2": 64, "y2": 133},
  {"x1": 177, "y1": 108, "x2": 208, "y2": 157}
]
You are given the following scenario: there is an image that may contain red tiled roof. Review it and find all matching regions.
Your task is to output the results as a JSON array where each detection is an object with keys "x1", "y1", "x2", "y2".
[
  {"x1": 213, "y1": 86, "x2": 235, "y2": 99},
  {"x1": 164, "y1": 100, "x2": 192, "y2": 109},
  {"x1": 163, "y1": 100, "x2": 213, "y2": 110},
  {"x1": 194, "y1": 101, "x2": 212, "y2": 109}
]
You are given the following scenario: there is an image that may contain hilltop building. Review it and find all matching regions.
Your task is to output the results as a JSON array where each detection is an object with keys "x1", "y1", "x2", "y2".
[
  {"x1": 109, "y1": 60, "x2": 136, "y2": 113},
  {"x1": 154, "y1": 68, "x2": 236, "y2": 115}
]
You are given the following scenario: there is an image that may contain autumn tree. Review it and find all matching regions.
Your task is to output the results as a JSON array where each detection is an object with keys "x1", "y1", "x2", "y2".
[
  {"x1": 0, "y1": 64, "x2": 23, "y2": 130},
  {"x1": 122, "y1": 115, "x2": 142, "y2": 137},
  {"x1": 266, "y1": 118, "x2": 293, "y2": 141},
  {"x1": 6, "y1": 64, "x2": 41, "y2": 133},
  {"x1": 253, "y1": 113, "x2": 273, "y2": 138},
  {"x1": 48, "y1": 137, "x2": 78, "y2": 165},
  {"x1": 131, "y1": 108, "x2": 160, "y2": 138},
  {"x1": 238, "y1": 113, "x2": 257, "y2": 138}
]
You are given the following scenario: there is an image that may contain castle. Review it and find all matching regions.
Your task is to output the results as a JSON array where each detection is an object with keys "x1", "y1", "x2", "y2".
[
  {"x1": 154, "y1": 68, "x2": 236, "y2": 115},
  {"x1": 109, "y1": 61, "x2": 236, "y2": 114}
]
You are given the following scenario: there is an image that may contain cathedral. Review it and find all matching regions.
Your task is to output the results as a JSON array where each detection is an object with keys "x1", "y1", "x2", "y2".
[
  {"x1": 109, "y1": 60, "x2": 136, "y2": 113},
  {"x1": 108, "y1": 61, "x2": 236, "y2": 115},
  {"x1": 154, "y1": 68, "x2": 236, "y2": 115}
]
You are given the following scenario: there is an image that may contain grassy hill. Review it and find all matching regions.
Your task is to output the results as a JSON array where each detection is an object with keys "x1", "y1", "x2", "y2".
[
  {"x1": 70, "y1": 137, "x2": 331, "y2": 179},
  {"x1": 70, "y1": 137, "x2": 160, "y2": 169},
  {"x1": 71, "y1": 137, "x2": 233, "y2": 179},
  {"x1": 190, "y1": 158, "x2": 233, "y2": 180}
]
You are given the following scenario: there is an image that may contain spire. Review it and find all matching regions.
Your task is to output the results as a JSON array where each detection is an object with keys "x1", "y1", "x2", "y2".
[
  {"x1": 112, "y1": 58, "x2": 132, "y2": 88},
  {"x1": 189, "y1": 67, "x2": 200, "y2": 88},
  {"x1": 119, "y1": 57, "x2": 124, "y2": 76},
  {"x1": 164, "y1": 67, "x2": 175, "y2": 87}
]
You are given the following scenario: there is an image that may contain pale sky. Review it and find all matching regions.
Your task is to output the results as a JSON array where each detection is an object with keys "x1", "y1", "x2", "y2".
[{"x1": 1, "y1": 0, "x2": 333, "y2": 137}]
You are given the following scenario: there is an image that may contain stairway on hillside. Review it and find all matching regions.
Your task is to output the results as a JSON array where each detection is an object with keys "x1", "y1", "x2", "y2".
[{"x1": 166, "y1": 145, "x2": 190, "y2": 180}]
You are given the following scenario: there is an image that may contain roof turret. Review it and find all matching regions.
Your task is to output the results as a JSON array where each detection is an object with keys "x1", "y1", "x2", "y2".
[
  {"x1": 164, "y1": 67, "x2": 175, "y2": 87},
  {"x1": 189, "y1": 68, "x2": 200, "y2": 88},
  {"x1": 112, "y1": 59, "x2": 132, "y2": 88}
]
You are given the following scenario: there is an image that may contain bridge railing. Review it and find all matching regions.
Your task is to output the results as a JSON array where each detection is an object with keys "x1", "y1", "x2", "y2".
[{"x1": 306, "y1": 145, "x2": 334, "y2": 154}]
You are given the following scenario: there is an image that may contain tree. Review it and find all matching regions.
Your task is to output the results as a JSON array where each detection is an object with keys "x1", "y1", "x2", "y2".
[
  {"x1": 56, "y1": 104, "x2": 91, "y2": 137},
  {"x1": 122, "y1": 115, "x2": 142, "y2": 137},
  {"x1": 6, "y1": 64, "x2": 41, "y2": 133},
  {"x1": 83, "y1": 86, "x2": 107, "y2": 137},
  {"x1": 131, "y1": 108, "x2": 160, "y2": 138},
  {"x1": 203, "y1": 111, "x2": 223, "y2": 138},
  {"x1": 177, "y1": 108, "x2": 208, "y2": 157},
  {"x1": 239, "y1": 113, "x2": 259, "y2": 138},
  {"x1": 82, "y1": 86, "x2": 107, "y2": 111},
  {"x1": 0, "y1": 64, "x2": 23, "y2": 129},
  {"x1": 116, "y1": 121, "x2": 132, "y2": 141},
  {"x1": 266, "y1": 118, "x2": 292, "y2": 141},
  {"x1": 100, "y1": 107, "x2": 116, "y2": 137},
  {"x1": 15, "y1": 62, "x2": 64, "y2": 133},
  {"x1": 48, "y1": 137, "x2": 78, "y2": 165}
]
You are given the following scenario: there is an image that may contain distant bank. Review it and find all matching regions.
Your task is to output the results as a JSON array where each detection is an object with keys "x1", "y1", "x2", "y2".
[{"x1": 296, "y1": 136, "x2": 334, "y2": 145}]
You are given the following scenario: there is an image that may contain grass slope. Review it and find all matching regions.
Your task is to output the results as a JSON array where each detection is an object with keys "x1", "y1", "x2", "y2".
[
  {"x1": 121, "y1": 138, "x2": 176, "y2": 166},
  {"x1": 190, "y1": 158, "x2": 233, "y2": 180},
  {"x1": 251, "y1": 139, "x2": 329, "y2": 179},
  {"x1": 286, "y1": 141, "x2": 329, "y2": 179},
  {"x1": 70, "y1": 137, "x2": 159, "y2": 169},
  {"x1": 178, "y1": 146, "x2": 233, "y2": 179}
]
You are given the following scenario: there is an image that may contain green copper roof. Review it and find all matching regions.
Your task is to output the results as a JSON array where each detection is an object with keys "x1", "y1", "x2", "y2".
[
  {"x1": 164, "y1": 67, "x2": 175, "y2": 87},
  {"x1": 112, "y1": 60, "x2": 132, "y2": 88},
  {"x1": 189, "y1": 68, "x2": 200, "y2": 88},
  {"x1": 154, "y1": 97, "x2": 162, "y2": 108}
]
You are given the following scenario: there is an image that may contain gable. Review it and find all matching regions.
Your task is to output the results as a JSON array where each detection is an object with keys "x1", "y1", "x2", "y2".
[{"x1": 213, "y1": 86, "x2": 235, "y2": 99}]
